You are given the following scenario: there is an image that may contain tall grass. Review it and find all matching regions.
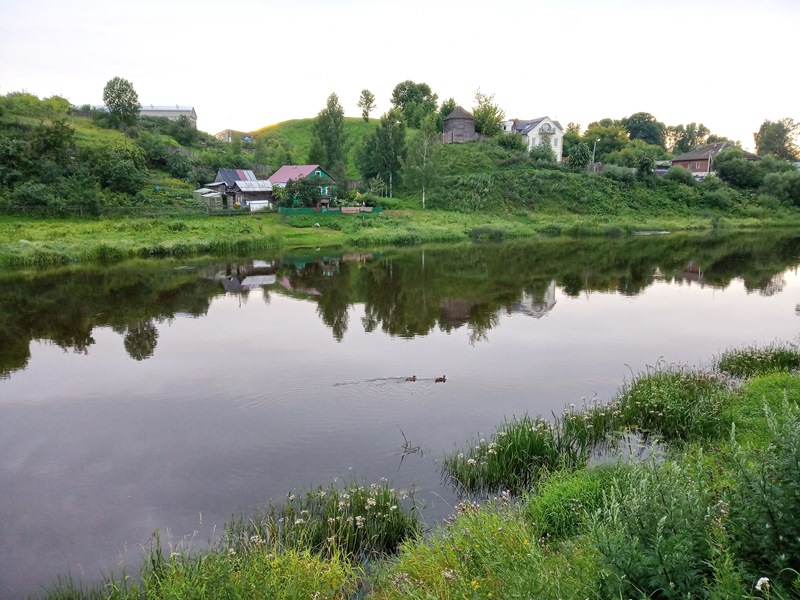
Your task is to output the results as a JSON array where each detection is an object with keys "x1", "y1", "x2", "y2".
[
  {"x1": 717, "y1": 341, "x2": 800, "y2": 378},
  {"x1": 224, "y1": 481, "x2": 420, "y2": 559}
]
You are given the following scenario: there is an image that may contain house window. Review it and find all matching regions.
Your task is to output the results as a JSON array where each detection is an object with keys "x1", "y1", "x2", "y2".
[
  {"x1": 695, "y1": 162, "x2": 701, "y2": 169},
  {"x1": 554, "y1": 138, "x2": 559, "y2": 146},
  {"x1": 315, "y1": 170, "x2": 321, "y2": 177}
]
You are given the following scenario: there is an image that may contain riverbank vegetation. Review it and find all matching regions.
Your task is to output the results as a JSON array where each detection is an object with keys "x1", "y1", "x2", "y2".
[
  {"x1": 40, "y1": 341, "x2": 800, "y2": 599},
  {"x1": 2, "y1": 88, "x2": 800, "y2": 262}
]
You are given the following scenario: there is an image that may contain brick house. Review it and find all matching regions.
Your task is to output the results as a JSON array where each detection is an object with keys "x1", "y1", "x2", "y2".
[{"x1": 671, "y1": 142, "x2": 760, "y2": 175}]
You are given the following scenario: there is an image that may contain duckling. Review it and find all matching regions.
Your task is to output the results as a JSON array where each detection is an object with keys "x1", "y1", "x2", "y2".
[
  {"x1": 435, "y1": 375, "x2": 446, "y2": 383},
  {"x1": 405, "y1": 375, "x2": 417, "y2": 382}
]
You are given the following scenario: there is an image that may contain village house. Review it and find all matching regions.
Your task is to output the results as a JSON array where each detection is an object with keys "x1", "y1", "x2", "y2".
[
  {"x1": 198, "y1": 169, "x2": 272, "y2": 211},
  {"x1": 139, "y1": 105, "x2": 197, "y2": 126},
  {"x1": 670, "y1": 142, "x2": 760, "y2": 176},
  {"x1": 268, "y1": 165, "x2": 336, "y2": 207},
  {"x1": 502, "y1": 117, "x2": 565, "y2": 161}
]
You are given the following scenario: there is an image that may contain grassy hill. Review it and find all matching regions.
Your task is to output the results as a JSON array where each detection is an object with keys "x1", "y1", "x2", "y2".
[{"x1": 254, "y1": 117, "x2": 383, "y2": 179}]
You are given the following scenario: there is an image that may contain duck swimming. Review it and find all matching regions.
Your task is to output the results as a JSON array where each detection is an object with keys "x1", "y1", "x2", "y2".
[
  {"x1": 435, "y1": 375, "x2": 446, "y2": 383},
  {"x1": 405, "y1": 375, "x2": 417, "y2": 382}
]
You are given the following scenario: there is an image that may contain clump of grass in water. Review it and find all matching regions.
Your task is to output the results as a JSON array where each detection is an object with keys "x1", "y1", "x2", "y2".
[
  {"x1": 224, "y1": 480, "x2": 419, "y2": 559},
  {"x1": 717, "y1": 341, "x2": 800, "y2": 378},
  {"x1": 444, "y1": 363, "x2": 729, "y2": 495},
  {"x1": 442, "y1": 413, "x2": 600, "y2": 495},
  {"x1": 614, "y1": 362, "x2": 729, "y2": 443}
]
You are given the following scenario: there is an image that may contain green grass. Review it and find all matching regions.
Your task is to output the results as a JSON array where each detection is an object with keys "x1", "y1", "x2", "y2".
[{"x1": 255, "y1": 117, "x2": 382, "y2": 179}]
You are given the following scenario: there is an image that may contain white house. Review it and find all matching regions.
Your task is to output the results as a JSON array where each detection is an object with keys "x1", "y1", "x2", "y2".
[
  {"x1": 140, "y1": 105, "x2": 197, "y2": 126},
  {"x1": 502, "y1": 117, "x2": 565, "y2": 162}
]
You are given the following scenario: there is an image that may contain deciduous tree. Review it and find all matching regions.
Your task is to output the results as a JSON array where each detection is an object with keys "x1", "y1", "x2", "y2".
[
  {"x1": 472, "y1": 89, "x2": 505, "y2": 137},
  {"x1": 566, "y1": 142, "x2": 591, "y2": 170},
  {"x1": 404, "y1": 115, "x2": 439, "y2": 209},
  {"x1": 357, "y1": 89, "x2": 376, "y2": 122},
  {"x1": 356, "y1": 109, "x2": 406, "y2": 196},
  {"x1": 754, "y1": 118, "x2": 799, "y2": 161},
  {"x1": 390, "y1": 80, "x2": 438, "y2": 128},
  {"x1": 313, "y1": 93, "x2": 347, "y2": 185},
  {"x1": 102, "y1": 77, "x2": 140, "y2": 128},
  {"x1": 621, "y1": 112, "x2": 665, "y2": 148}
]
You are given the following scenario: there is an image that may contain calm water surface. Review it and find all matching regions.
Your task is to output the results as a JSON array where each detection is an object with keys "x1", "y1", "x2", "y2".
[{"x1": 2, "y1": 232, "x2": 800, "y2": 597}]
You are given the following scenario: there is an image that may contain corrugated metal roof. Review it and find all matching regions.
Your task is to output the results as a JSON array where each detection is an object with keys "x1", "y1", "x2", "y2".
[
  {"x1": 215, "y1": 168, "x2": 257, "y2": 186},
  {"x1": 268, "y1": 165, "x2": 335, "y2": 184},
  {"x1": 235, "y1": 180, "x2": 272, "y2": 192},
  {"x1": 141, "y1": 105, "x2": 194, "y2": 112}
]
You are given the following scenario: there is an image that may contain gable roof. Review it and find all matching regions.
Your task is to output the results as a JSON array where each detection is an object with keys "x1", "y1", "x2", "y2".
[
  {"x1": 141, "y1": 105, "x2": 195, "y2": 112},
  {"x1": 444, "y1": 106, "x2": 474, "y2": 121},
  {"x1": 268, "y1": 165, "x2": 335, "y2": 185},
  {"x1": 511, "y1": 116, "x2": 564, "y2": 135},
  {"x1": 215, "y1": 169, "x2": 257, "y2": 187},
  {"x1": 672, "y1": 142, "x2": 760, "y2": 162}
]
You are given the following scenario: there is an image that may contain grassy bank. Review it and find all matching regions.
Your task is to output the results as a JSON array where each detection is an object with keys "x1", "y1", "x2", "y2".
[
  {"x1": 42, "y1": 341, "x2": 800, "y2": 599},
  {"x1": 3, "y1": 208, "x2": 799, "y2": 268}
]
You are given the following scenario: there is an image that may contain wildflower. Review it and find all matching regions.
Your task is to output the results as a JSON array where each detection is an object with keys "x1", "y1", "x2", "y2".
[
  {"x1": 355, "y1": 515, "x2": 365, "y2": 528},
  {"x1": 338, "y1": 501, "x2": 346, "y2": 510},
  {"x1": 443, "y1": 569, "x2": 455, "y2": 580},
  {"x1": 756, "y1": 577, "x2": 770, "y2": 591},
  {"x1": 366, "y1": 497, "x2": 377, "y2": 509},
  {"x1": 390, "y1": 505, "x2": 397, "y2": 511},
  {"x1": 249, "y1": 535, "x2": 263, "y2": 546},
  {"x1": 467, "y1": 458, "x2": 477, "y2": 465},
  {"x1": 288, "y1": 494, "x2": 296, "y2": 501},
  {"x1": 471, "y1": 579, "x2": 480, "y2": 590},
  {"x1": 228, "y1": 547, "x2": 236, "y2": 555},
  {"x1": 294, "y1": 518, "x2": 305, "y2": 525}
]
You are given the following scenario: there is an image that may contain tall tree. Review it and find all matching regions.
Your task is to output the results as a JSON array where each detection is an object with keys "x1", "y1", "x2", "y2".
[
  {"x1": 436, "y1": 97, "x2": 457, "y2": 132},
  {"x1": 754, "y1": 118, "x2": 799, "y2": 161},
  {"x1": 356, "y1": 109, "x2": 406, "y2": 197},
  {"x1": 404, "y1": 115, "x2": 440, "y2": 209},
  {"x1": 390, "y1": 80, "x2": 438, "y2": 128},
  {"x1": 313, "y1": 93, "x2": 347, "y2": 185},
  {"x1": 102, "y1": 76, "x2": 140, "y2": 128},
  {"x1": 667, "y1": 122, "x2": 710, "y2": 154},
  {"x1": 357, "y1": 89, "x2": 376, "y2": 122},
  {"x1": 472, "y1": 89, "x2": 505, "y2": 137},
  {"x1": 621, "y1": 112, "x2": 665, "y2": 148}
]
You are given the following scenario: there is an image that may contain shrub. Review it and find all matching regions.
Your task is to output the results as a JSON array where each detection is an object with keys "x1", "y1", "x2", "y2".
[
  {"x1": 494, "y1": 132, "x2": 528, "y2": 153},
  {"x1": 524, "y1": 466, "x2": 622, "y2": 538},
  {"x1": 663, "y1": 165, "x2": 697, "y2": 186},
  {"x1": 726, "y1": 402, "x2": 800, "y2": 586},
  {"x1": 599, "y1": 165, "x2": 635, "y2": 185},
  {"x1": 591, "y1": 459, "x2": 719, "y2": 599}
]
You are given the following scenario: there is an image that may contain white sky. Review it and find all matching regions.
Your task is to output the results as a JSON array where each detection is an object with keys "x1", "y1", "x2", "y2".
[{"x1": 1, "y1": 0, "x2": 798, "y2": 151}]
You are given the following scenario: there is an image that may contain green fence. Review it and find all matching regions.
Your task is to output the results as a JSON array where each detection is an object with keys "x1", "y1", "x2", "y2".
[{"x1": 278, "y1": 206, "x2": 383, "y2": 216}]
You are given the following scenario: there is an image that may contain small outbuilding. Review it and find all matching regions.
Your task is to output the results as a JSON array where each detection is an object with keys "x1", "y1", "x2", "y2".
[{"x1": 442, "y1": 106, "x2": 478, "y2": 143}]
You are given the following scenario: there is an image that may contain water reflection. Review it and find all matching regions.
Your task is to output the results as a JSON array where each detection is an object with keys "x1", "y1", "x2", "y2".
[{"x1": 1, "y1": 230, "x2": 799, "y2": 377}]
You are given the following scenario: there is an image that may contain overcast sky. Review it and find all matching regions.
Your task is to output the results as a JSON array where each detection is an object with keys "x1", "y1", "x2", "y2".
[{"x1": 1, "y1": 0, "x2": 797, "y2": 150}]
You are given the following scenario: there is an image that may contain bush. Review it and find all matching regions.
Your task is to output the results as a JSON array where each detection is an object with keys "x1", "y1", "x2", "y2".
[
  {"x1": 494, "y1": 132, "x2": 528, "y2": 152},
  {"x1": 726, "y1": 403, "x2": 800, "y2": 586},
  {"x1": 663, "y1": 165, "x2": 697, "y2": 186},
  {"x1": 599, "y1": 165, "x2": 635, "y2": 185},
  {"x1": 524, "y1": 466, "x2": 622, "y2": 538},
  {"x1": 591, "y1": 459, "x2": 719, "y2": 599}
]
